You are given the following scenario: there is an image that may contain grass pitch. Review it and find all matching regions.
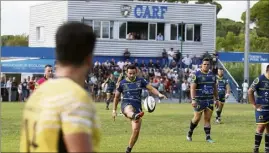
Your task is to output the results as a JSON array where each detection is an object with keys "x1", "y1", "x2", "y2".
[{"x1": 2, "y1": 102, "x2": 258, "y2": 152}]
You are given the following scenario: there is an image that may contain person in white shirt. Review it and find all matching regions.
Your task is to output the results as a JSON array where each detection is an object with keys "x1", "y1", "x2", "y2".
[
  {"x1": 156, "y1": 33, "x2": 164, "y2": 41},
  {"x1": 242, "y1": 79, "x2": 249, "y2": 103},
  {"x1": 181, "y1": 80, "x2": 188, "y2": 102},
  {"x1": 182, "y1": 54, "x2": 192, "y2": 68},
  {"x1": 168, "y1": 48, "x2": 174, "y2": 67},
  {"x1": 117, "y1": 61, "x2": 124, "y2": 70},
  {"x1": 6, "y1": 77, "x2": 12, "y2": 102}
]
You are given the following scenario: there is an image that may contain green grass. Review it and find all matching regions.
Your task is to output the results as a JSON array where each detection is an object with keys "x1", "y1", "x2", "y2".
[{"x1": 1, "y1": 102, "x2": 259, "y2": 152}]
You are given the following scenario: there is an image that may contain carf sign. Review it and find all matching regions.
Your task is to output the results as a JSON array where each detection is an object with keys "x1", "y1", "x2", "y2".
[
  {"x1": 134, "y1": 5, "x2": 168, "y2": 19},
  {"x1": 218, "y1": 52, "x2": 269, "y2": 63}
]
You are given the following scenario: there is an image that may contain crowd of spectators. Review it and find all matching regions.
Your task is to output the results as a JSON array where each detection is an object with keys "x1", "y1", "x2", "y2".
[{"x1": 0, "y1": 48, "x2": 218, "y2": 103}]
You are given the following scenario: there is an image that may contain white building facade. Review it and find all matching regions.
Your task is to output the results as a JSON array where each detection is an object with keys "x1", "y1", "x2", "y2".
[{"x1": 29, "y1": 1, "x2": 216, "y2": 57}]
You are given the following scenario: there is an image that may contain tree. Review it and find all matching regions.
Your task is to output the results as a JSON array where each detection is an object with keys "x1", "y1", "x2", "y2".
[
  {"x1": 217, "y1": 18, "x2": 244, "y2": 37},
  {"x1": 1, "y1": 34, "x2": 28, "y2": 47},
  {"x1": 241, "y1": 0, "x2": 269, "y2": 38},
  {"x1": 196, "y1": 0, "x2": 222, "y2": 15}
]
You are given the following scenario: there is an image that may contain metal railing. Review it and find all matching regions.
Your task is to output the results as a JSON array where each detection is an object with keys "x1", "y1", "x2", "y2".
[{"x1": 218, "y1": 59, "x2": 242, "y2": 102}]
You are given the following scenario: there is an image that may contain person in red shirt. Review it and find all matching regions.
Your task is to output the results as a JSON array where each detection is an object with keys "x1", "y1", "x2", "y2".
[{"x1": 35, "y1": 64, "x2": 53, "y2": 89}]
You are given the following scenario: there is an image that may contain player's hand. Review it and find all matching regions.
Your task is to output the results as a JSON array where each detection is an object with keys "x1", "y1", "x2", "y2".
[
  {"x1": 158, "y1": 93, "x2": 167, "y2": 99},
  {"x1": 225, "y1": 94, "x2": 230, "y2": 99},
  {"x1": 254, "y1": 104, "x2": 262, "y2": 110},
  {"x1": 214, "y1": 100, "x2": 220, "y2": 108},
  {"x1": 191, "y1": 100, "x2": 197, "y2": 107},
  {"x1": 112, "y1": 110, "x2": 117, "y2": 121}
]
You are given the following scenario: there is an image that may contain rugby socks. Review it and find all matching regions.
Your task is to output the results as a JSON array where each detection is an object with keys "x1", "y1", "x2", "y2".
[
  {"x1": 204, "y1": 126, "x2": 211, "y2": 140},
  {"x1": 126, "y1": 146, "x2": 132, "y2": 153},
  {"x1": 216, "y1": 110, "x2": 221, "y2": 120},
  {"x1": 265, "y1": 134, "x2": 269, "y2": 152},
  {"x1": 188, "y1": 121, "x2": 197, "y2": 137},
  {"x1": 254, "y1": 133, "x2": 263, "y2": 151},
  {"x1": 106, "y1": 99, "x2": 110, "y2": 108}
]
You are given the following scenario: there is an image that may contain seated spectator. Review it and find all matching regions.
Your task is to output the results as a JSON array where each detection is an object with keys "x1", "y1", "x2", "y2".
[
  {"x1": 156, "y1": 33, "x2": 164, "y2": 41},
  {"x1": 182, "y1": 54, "x2": 192, "y2": 68},
  {"x1": 123, "y1": 48, "x2": 131, "y2": 60}
]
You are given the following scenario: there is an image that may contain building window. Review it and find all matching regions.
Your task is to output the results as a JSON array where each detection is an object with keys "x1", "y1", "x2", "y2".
[
  {"x1": 178, "y1": 24, "x2": 185, "y2": 41},
  {"x1": 94, "y1": 21, "x2": 101, "y2": 38},
  {"x1": 185, "y1": 24, "x2": 194, "y2": 41},
  {"x1": 84, "y1": 19, "x2": 93, "y2": 28},
  {"x1": 194, "y1": 24, "x2": 201, "y2": 42},
  {"x1": 127, "y1": 22, "x2": 148, "y2": 40},
  {"x1": 119, "y1": 22, "x2": 127, "y2": 39},
  {"x1": 110, "y1": 21, "x2": 114, "y2": 39},
  {"x1": 170, "y1": 24, "x2": 178, "y2": 40},
  {"x1": 148, "y1": 23, "x2": 156, "y2": 40},
  {"x1": 102, "y1": 21, "x2": 110, "y2": 39},
  {"x1": 36, "y1": 26, "x2": 44, "y2": 41}
]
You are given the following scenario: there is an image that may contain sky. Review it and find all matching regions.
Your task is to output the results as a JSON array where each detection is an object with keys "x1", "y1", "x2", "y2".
[{"x1": 1, "y1": 1, "x2": 258, "y2": 36}]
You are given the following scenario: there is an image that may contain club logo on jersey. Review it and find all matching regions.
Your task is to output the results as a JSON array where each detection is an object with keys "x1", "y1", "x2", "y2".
[
  {"x1": 120, "y1": 5, "x2": 132, "y2": 17},
  {"x1": 202, "y1": 77, "x2": 206, "y2": 81},
  {"x1": 253, "y1": 78, "x2": 259, "y2": 84},
  {"x1": 265, "y1": 83, "x2": 268, "y2": 88},
  {"x1": 136, "y1": 81, "x2": 141, "y2": 88}
]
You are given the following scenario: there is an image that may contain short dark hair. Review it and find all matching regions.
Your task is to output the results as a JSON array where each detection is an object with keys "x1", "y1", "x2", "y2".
[
  {"x1": 45, "y1": 64, "x2": 52, "y2": 68},
  {"x1": 202, "y1": 58, "x2": 210, "y2": 62},
  {"x1": 218, "y1": 67, "x2": 224, "y2": 70},
  {"x1": 55, "y1": 22, "x2": 96, "y2": 66},
  {"x1": 126, "y1": 64, "x2": 137, "y2": 71},
  {"x1": 267, "y1": 65, "x2": 269, "y2": 72}
]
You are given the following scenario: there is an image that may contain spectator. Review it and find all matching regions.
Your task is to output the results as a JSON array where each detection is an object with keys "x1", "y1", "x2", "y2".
[
  {"x1": 182, "y1": 54, "x2": 192, "y2": 68},
  {"x1": 157, "y1": 33, "x2": 164, "y2": 41},
  {"x1": 21, "y1": 78, "x2": 28, "y2": 102},
  {"x1": 162, "y1": 49, "x2": 168, "y2": 67},
  {"x1": 123, "y1": 48, "x2": 131, "y2": 60},
  {"x1": 168, "y1": 48, "x2": 174, "y2": 67},
  {"x1": 11, "y1": 77, "x2": 18, "y2": 101}
]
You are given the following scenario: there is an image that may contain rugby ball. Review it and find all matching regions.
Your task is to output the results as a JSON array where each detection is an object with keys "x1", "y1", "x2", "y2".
[{"x1": 143, "y1": 96, "x2": 156, "y2": 113}]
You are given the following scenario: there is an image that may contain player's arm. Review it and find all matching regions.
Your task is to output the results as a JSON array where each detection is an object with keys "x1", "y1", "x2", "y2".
[
  {"x1": 146, "y1": 84, "x2": 165, "y2": 98},
  {"x1": 61, "y1": 102, "x2": 96, "y2": 152},
  {"x1": 248, "y1": 77, "x2": 259, "y2": 108},
  {"x1": 225, "y1": 81, "x2": 231, "y2": 99},
  {"x1": 213, "y1": 83, "x2": 219, "y2": 101},
  {"x1": 190, "y1": 74, "x2": 197, "y2": 106}
]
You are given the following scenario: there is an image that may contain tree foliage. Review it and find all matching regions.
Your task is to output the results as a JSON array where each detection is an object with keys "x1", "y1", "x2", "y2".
[
  {"x1": 1, "y1": 34, "x2": 28, "y2": 47},
  {"x1": 241, "y1": 0, "x2": 269, "y2": 38}
]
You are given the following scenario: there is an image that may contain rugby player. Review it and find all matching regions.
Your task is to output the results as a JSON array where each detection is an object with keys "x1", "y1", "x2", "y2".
[
  {"x1": 20, "y1": 22, "x2": 100, "y2": 152},
  {"x1": 112, "y1": 64, "x2": 166, "y2": 153},
  {"x1": 35, "y1": 64, "x2": 53, "y2": 89},
  {"x1": 105, "y1": 73, "x2": 116, "y2": 110},
  {"x1": 249, "y1": 64, "x2": 269, "y2": 153},
  {"x1": 215, "y1": 67, "x2": 230, "y2": 124},
  {"x1": 187, "y1": 58, "x2": 219, "y2": 143}
]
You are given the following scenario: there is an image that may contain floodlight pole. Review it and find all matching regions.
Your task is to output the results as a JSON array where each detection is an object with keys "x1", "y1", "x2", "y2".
[
  {"x1": 179, "y1": 21, "x2": 183, "y2": 104},
  {"x1": 244, "y1": 0, "x2": 250, "y2": 85}
]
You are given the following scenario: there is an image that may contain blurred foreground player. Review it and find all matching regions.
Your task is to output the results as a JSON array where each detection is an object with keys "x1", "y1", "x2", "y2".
[
  {"x1": 215, "y1": 68, "x2": 230, "y2": 124},
  {"x1": 187, "y1": 58, "x2": 219, "y2": 143},
  {"x1": 112, "y1": 64, "x2": 166, "y2": 153},
  {"x1": 20, "y1": 22, "x2": 100, "y2": 152},
  {"x1": 249, "y1": 65, "x2": 269, "y2": 153},
  {"x1": 35, "y1": 64, "x2": 53, "y2": 89}
]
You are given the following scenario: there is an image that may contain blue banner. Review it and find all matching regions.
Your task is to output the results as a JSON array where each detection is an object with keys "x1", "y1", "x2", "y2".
[
  {"x1": 218, "y1": 52, "x2": 269, "y2": 63},
  {"x1": 2, "y1": 59, "x2": 55, "y2": 73}
]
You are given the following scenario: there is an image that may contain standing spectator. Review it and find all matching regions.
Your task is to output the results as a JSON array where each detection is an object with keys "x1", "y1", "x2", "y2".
[
  {"x1": 182, "y1": 54, "x2": 192, "y2": 68},
  {"x1": 18, "y1": 82, "x2": 23, "y2": 102},
  {"x1": 28, "y1": 77, "x2": 35, "y2": 96},
  {"x1": 156, "y1": 33, "x2": 164, "y2": 41},
  {"x1": 11, "y1": 77, "x2": 18, "y2": 101},
  {"x1": 168, "y1": 48, "x2": 174, "y2": 67},
  {"x1": 21, "y1": 78, "x2": 28, "y2": 101},
  {"x1": 242, "y1": 79, "x2": 249, "y2": 104},
  {"x1": 123, "y1": 48, "x2": 131, "y2": 60},
  {"x1": 162, "y1": 49, "x2": 168, "y2": 67},
  {"x1": 35, "y1": 64, "x2": 53, "y2": 90},
  {"x1": 192, "y1": 55, "x2": 200, "y2": 69},
  {"x1": 6, "y1": 77, "x2": 12, "y2": 101},
  {"x1": 182, "y1": 79, "x2": 188, "y2": 102}
]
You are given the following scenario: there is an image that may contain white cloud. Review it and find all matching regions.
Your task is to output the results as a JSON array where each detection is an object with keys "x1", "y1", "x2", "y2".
[{"x1": 0, "y1": 1, "x2": 259, "y2": 35}]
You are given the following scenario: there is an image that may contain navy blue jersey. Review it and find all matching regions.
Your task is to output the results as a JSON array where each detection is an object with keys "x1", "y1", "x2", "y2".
[
  {"x1": 216, "y1": 76, "x2": 228, "y2": 95},
  {"x1": 117, "y1": 77, "x2": 149, "y2": 104},
  {"x1": 107, "y1": 78, "x2": 116, "y2": 90},
  {"x1": 250, "y1": 74, "x2": 269, "y2": 110},
  {"x1": 191, "y1": 70, "x2": 216, "y2": 100}
]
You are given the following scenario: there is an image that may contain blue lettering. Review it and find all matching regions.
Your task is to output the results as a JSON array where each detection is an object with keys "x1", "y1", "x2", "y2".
[
  {"x1": 160, "y1": 6, "x2": 168, "y2": 19},
  {"x1": 134, "y1": 5, "x2": 143, "y2": 18},
  {"x1": 143, "y1": 6, "x2": 152, "y2": 19},
  {"x1": 134, "y1": 5, "x2": 167, "y2": 19},
  {"x1": 152, "y1": 6, "x2": 159, "y2": 19}
]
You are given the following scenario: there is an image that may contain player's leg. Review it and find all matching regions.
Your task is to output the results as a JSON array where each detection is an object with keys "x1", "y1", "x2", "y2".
[
  {"x1": 122, "y1": 104, "x2": 144, "y2": 153},
  {"x1": 215, "y1": 99, "x2": 225, "y2": 123},
  {"x1": 187, "y1": 104, "x2": 203, "y2": 141},
  {"x1": 126, "y1": 119, "x2": 142, "y2": 153},
  {"x1": 253, "y1": 111, "x2": 267, "y2": 153},
  {"x1": 264, "y1": 123, "x2": 269, "y2": 153},
  {"x1": 204, "y1": 107, "x2": 214, "y2": 143},
  {"x1": 105, "y1": 92, "x2": 111, "y2": 110}
]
